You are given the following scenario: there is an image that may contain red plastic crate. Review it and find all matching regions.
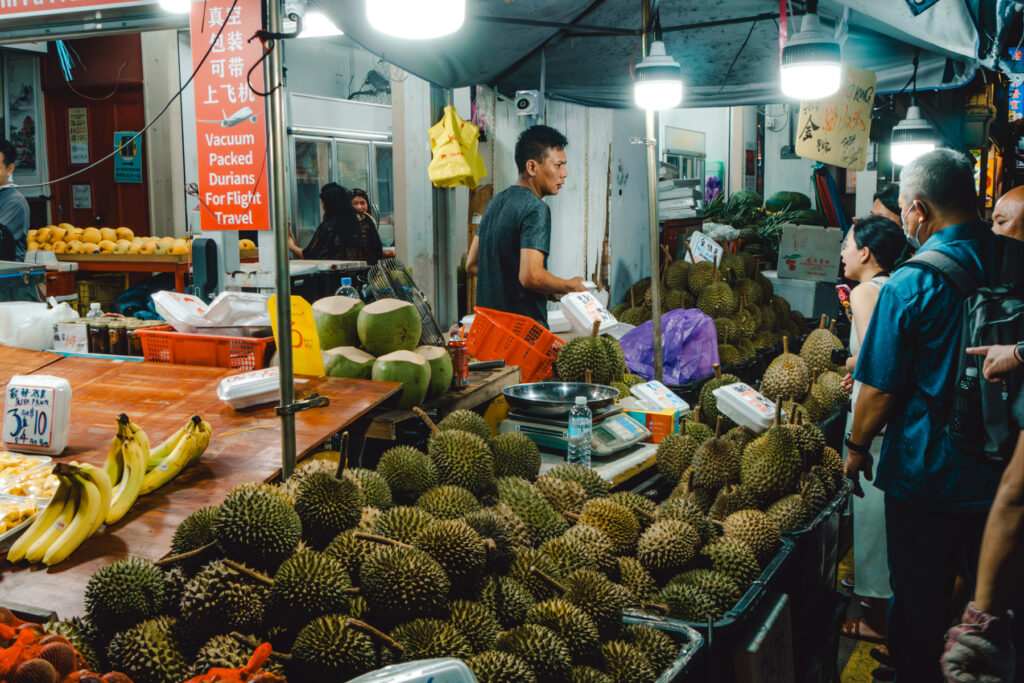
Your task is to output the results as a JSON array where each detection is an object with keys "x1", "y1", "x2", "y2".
[
  {"x1": 135, "y1": 325, "x2": 276, "y2": 370},
  {"x1": 467, "y1": 307, "x2": 563, "y2": 382}
]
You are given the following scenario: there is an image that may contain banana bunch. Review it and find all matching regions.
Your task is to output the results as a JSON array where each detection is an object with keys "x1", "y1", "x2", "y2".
[
  {"x1": 6, "y1": 462, "x2": 111, "y2": 566},
  {"x1": 139, "y1": 416, "x2": 212, "y2": 495},
  {"x1": 104, "y1": 414, "x2": 150, "y2": 525}
]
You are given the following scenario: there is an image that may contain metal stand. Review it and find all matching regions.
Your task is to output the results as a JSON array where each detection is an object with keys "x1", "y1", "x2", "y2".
[{"x1": 641, "y1": 0, "x2": 663, "y2": 382}]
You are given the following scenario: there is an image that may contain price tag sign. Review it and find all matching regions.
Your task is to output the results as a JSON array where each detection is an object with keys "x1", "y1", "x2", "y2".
[
  {"x1": 4, "y1": 384, "x2": 56, "y2": 449},
  {"x1": 685, "y1": 232, "x2": 724, "y2": 266},
  {"x1": 268, "y1": 295, "x2": 325, "y2": 376}
]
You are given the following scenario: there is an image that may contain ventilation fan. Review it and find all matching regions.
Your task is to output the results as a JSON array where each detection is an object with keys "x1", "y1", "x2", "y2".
[{"x1": 765, "y1": 103, "x2": 790, "y2": 133}]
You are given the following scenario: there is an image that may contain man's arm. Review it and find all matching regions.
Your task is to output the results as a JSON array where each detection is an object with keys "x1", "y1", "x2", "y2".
[
  {"x1": 466, "y1": 235, "x2": 479, "y2": 276},
  {"x1": 844, "y1": 384, "x2": 900, "y2": 496},
  {"x1": 519, "y1": 248, "x2": 586, "y2": 295},
  {"x1": 974, "y1": 430, "x2": 1024, "y2": 615}
]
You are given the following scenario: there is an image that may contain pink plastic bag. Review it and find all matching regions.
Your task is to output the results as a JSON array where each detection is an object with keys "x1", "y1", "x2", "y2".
[{"x1": 620, "y1": 308, "x2": 719, "y2": 385}]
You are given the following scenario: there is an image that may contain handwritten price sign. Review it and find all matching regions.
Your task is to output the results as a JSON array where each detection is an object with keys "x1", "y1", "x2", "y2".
[{"x1": 795, "y1": 64, "x2": 877, "y2": 171}]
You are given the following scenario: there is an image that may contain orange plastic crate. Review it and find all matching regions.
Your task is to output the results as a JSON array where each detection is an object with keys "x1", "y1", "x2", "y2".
[
  {"x1": 467, "y1": 307, "x2": 563, "y2": 382},
  {"x1": 135, "y1": 325, "x2": 276, "y2": 371}
]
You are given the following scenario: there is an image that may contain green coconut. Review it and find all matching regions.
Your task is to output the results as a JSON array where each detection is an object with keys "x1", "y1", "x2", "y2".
[
  {"x1": 357, "y1": 298, "x2": 422, "y2": 356},
  {"x1": 372, "y1": 350, "x2": 431, "y2": 409},
  {"x1": 323, "y1": 346, "x2": 376, "y2": 380},
  {"x1": 313, "y1": 296, "x2": 364, "y2": 350},
  {"x1": 418, "y1": 345, "x2": 454, "y2": 398}
]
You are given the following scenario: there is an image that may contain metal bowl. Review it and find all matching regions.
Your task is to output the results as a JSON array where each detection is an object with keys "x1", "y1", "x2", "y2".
[{"x1": 502, "y1": 382, "x2": 620, "y2": 418}]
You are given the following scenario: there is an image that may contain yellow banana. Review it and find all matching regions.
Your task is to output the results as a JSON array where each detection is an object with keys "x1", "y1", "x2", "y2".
[
  {"x1": 191, "y1": 418, "x2": 212, "y2": 462},
  {"x1": 75, "y1": 462, "x2": 112, "y2": 536},
  {"x1": 123, "y1": 415, "x2": 150, "y2": 461},
  {"x1": 139, "y1": 425, "x2": 198, "y2": 495},
  {"x1": 103, "y1": 416, "x2": 129, "y2": 484},
  {"x1": 26, "y1": 476, "x2": 79, "y2": 563},
  {"x1": 146, "y1": 420, "x2": 192, "y2": 471},
  {"x1": 106, "y1": 429, "x2": 146, "y2": 525},
  {"x1": 7, "y1": 476, "x2": 71, "y2": 563},
  {"x1": 44, "y1": 471, "x2": 102, "y2": 565}
]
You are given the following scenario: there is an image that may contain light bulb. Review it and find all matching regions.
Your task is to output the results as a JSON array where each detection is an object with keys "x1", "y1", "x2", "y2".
[
  {"x1": 159, "y1": 0, "x2": 190, "y2": 13},
  {"x1": 890, "y1": 142, "x2": 936, "y2": 166},
  {"x1": 890, "y1": 106, "x2": 937, "y2": 166},
  {"x1": 300, "y1": 10, "x2": 343, "y2": 38},
  {"x1": 780, "y1": 62, "x2": 842, "y2": 101},
  {"x1": 367, "y1": 0, "x2": 465, "y2": 40},
  {"x1": 633, "y1": 41, "x2": 684, "y2": 111},
  {"x1": 780, "y1": 13, "x2": 842, "y2": 100}
]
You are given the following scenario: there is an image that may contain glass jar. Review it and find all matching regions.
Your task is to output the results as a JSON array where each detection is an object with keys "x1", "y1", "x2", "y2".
[
  {"x1": 108, "y1": 320, "x2": 128, "y2": 356},
  {"x1": 125, "y1": 321, "x2": 144, "y2": 357},
  {"x1": 87, "y1": 319, "x2": 110, "y2": 354}
]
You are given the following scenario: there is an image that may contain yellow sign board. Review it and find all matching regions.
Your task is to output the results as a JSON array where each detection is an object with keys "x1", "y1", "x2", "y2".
[
  {"x1": 268, "y1": 295, "x2": 325, "y2": 376},
  {"x1": 795, "y1": 64, "x2": 876, "y2": 171}
]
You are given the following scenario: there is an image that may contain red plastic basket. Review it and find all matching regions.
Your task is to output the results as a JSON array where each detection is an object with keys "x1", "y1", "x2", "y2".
[
  {"x1": 135, "y1": 325, "x2": 276, "y2": 370},
  {"x1": 467, "y1": 307, "x2": 563, "y2": 382}
]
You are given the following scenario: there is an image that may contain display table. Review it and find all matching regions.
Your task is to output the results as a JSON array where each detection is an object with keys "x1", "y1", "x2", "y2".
[
  {"x1": 56, "y1": 254, "x2": 192, "y2": 293},
  {"x1": 0, "y1": 353, "x2": 400, "y2": 618},
  {"x1": 365, "y1": 364, "x2": 522, "y2": 440},
  {"x1": 539, "y1": 442, "x2": 658, "y2": 489},
  {"x1": 0, "y1": 346, "x2": 62, "y2": 386}
]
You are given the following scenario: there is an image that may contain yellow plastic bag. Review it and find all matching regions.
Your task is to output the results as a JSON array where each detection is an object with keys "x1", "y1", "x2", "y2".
[{"x1": 428, "y1": 106, "x2": 487, "y2": 189}]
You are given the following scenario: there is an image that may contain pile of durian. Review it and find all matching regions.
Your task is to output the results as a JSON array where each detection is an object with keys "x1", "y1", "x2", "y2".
[
  {"x1": 42, "y1": 410, "x2": 734, "y2": 683},
  {"x1": 611, "y1": 255, "x2": 808, "y2": 367}
]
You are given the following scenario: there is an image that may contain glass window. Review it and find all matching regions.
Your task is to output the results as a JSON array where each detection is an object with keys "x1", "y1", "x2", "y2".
[
  {"x1": 294, "y1": 138, "x2": 330, "y2": 247},
  {"x1": 336, "y1": 141, "x2": 370, "y2": 194},
  {"x1": 374, "y1": 144, "x2": 394, "y2": 246}
]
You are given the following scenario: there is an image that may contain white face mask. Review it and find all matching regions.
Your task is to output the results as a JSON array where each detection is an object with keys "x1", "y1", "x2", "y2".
[{"x1": 901, "y1": 203, "x2": 922, "y2": 250}]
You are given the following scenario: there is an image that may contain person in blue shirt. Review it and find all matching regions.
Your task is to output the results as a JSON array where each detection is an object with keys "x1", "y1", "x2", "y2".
[
  {"x1": 0, "y1": 138, "x2": 29, "y2": 261},
  {"x1": 846, "y1": 148, "x2": 1024, "y2": 682}
]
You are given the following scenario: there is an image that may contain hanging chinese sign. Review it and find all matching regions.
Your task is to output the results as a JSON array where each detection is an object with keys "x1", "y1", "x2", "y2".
[{"x1": 190, "y1": 0, "x2": 271, "y2": 230}]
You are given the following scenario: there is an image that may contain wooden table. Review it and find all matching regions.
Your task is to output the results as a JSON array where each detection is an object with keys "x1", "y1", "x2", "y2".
[
  {"x1": 57, "y1": 254, "x2": 192, "y2": 292},
  {"x1": 0, "y1": 347, "x2": 62, "y2": 387},
  {"x1": 365, "y1": 364, "x2": 521, "y2": 440},
  {"x1": 0, "y1": 355, "x2": 400, "y2": 618}
]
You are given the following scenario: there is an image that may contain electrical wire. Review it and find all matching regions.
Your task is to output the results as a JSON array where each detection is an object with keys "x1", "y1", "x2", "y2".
[
  {"x1": 65, "y1": 62, "x2": 128, "y2": 102},
  {"x1": 13, "y1": 0, "x2": 239, "y2": 191},
  {"x1": 718, "y1": 18, "x2": 760, "y2": 94}
]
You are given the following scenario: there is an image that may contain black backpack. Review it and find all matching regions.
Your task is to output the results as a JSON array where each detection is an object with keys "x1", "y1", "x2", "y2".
[{"x1": 907, "y1": 247, "x2": 1024, "y2": 464}]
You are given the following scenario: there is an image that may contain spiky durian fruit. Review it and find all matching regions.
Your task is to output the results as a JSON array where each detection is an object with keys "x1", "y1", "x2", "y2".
[
  {"x1": 655, "y1": 433, "x2": 699, "y2": 483},
  {"x1": 377, "y1": 445, "x2": 438, "y2": 504},
  {"x1": 720, "y1": 509, "x2": 782, "y2": 566},
  {"x1": 492, "y1": 432, "x2": 542, "y2": 481},
  {"x1": 438, "y1": 409, "x2": 493, "y2": 442}
]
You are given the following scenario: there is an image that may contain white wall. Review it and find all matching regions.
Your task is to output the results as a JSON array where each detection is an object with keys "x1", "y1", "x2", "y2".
[
  {"x1": 142, "y1": 30, "x2": 186, "y2": 238},
  {"x1": 762, "y1": 111, "x2": 817, "y2": 201},
  {"x1": 283, "y1": 37, "x2": 388, "y2": 103},
  {"x1": 659, "y1": 107, "x2": 731, "y2": 187}
]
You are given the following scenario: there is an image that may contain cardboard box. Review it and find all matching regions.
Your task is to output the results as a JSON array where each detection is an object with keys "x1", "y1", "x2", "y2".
[
  {"x1": 624, "y1": 407, "x2": 684, "y2": 444},
  {"x1": 776, "y1": 224, "x2": 844, "y2": 281}
]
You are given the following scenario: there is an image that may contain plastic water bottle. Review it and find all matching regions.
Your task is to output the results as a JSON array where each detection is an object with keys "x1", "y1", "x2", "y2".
[
  {"x1": 950, "y1": 366, "x2": 982, "y2": 444},
  {"x1": 567, "y1": 396, "x2": 592, "y2": 466},
  {"x1": 85, "y1": 302, "x2": 103, "y2": 318},
  {"x1": 335, "y1": 278, "x2": 361, "y2": 299}
]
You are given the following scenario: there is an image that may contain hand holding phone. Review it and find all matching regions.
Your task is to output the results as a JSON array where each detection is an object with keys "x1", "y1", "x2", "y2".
[{"x1": 835, "y1": 284, "x2": 852, "y2": 310}]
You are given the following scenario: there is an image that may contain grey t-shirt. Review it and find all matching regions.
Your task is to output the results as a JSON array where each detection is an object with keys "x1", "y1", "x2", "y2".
[
  {"x1": 476, "y1": 185, "x2": 551, "y2": 328},
  {"x1": 0, "y1": 186, "x2": 30, "y2": 261}
]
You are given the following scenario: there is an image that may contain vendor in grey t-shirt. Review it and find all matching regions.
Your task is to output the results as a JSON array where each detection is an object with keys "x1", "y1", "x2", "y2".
[
  {"x1": 0, "y1": 139, "x2": 29, "y2": 261},
  {"x1": 467, "y1": 125, "x2": 586, "y2": 328}
]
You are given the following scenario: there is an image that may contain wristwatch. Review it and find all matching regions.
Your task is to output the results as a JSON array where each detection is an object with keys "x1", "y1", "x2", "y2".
[
  {"x1": 845, "y1": 437, "x2": 870, "y2": 453},
  {"x1": 1015, "y1": 341, "x2": 1024, "y2": 365}
]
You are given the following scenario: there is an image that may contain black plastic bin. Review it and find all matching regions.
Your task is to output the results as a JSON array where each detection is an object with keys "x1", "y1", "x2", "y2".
[
  {"x1": 622, "y1": 612, "x2": 704, "y2": 682},
  {"x1": 667, "y1": 371, "x2": 713, "y2": 410}
]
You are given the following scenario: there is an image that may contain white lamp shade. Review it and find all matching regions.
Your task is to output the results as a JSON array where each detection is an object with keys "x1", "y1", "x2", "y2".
[
  {"x1": 367, "y1": 0, "x2": 465, "y2": 40},
  {"x1": 780, "y1": 62, "x2": 841, "y2": 100},
  {"x1": 300, "y1": 10, "x2": 343, "y2": 38},
  {"x1": 890, "y1": 141, "x2": 936, "y2": 166},
  {"x1": 158, "y1": 0, "x2": 190, "y2": 13},
  {"x1": 633, "y1": 79, "x2": 683, "y2": 111}
]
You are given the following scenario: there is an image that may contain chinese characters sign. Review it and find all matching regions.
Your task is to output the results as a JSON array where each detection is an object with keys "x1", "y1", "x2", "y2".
[
  {"x1": 0, "y1": 0, "x2": 146, "y2": 17},
  {"x1": 4, "y1": 385, "x2": 55, "y2": 448},
  {"x1": 795, "y1": 64, "x2": 876, "y2": 171},
  {"x1": 190, "y1": 0, "x2": 271, "y2": 231}
]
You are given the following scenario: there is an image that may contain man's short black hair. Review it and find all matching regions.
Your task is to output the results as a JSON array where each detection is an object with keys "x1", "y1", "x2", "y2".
[
  {"x1": 515, "y1": 125, "x2": 568, "y2": 174},
  {"x1": 0, "y1": 139, "x2": 17, "y2": 168},
  {"x1": 873, "y1": 183, "x2": 900, "y2": 216}
]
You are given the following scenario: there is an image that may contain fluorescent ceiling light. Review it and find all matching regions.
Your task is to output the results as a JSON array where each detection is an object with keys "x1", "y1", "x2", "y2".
[
  {"x1": 367, "y1": 0, "x2": 465, "y2": 40},
  {"x1": 780, "y1": 13, "x2": 841, "y2": 100},
  {"x1": 300, "y1": 10, "x2": 343, "y2": 38},
  {"x1": 891, "y1": 105, "x2": 937, "y2": 166},
  {"x1": 158, "y1": 0, "x2": 190, "y2": 13},
  {"x1": 633, "y1": 41, "x2": 683, "y2": 111}
]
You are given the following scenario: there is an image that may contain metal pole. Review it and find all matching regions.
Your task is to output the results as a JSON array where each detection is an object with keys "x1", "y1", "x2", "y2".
[
  {"x1": 264, "y1": 0, "x2": 297, "y2": 478},
  {"x1": 641, "y1": 0, "x2": 664, "y2": 381}
]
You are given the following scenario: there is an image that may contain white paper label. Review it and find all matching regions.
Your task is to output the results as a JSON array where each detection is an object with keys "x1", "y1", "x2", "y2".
[
  {"x1": 685, "y1": 232, "x2": 724, "y2": 266},
  {"x1": 4, "y1": 384, "x2": 55, "y2": 448}
]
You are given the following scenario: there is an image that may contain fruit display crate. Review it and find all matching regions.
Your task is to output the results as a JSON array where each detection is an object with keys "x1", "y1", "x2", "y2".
[
  {"x1": 777, "y1": 478, "x2": 852, "y2": 630},
  {"x1": 467, "y1": 307, "x2": 563, "y2": 383},
  {"x1": 135, "y1": 325, "x2": 276, "y2": 370},
  {"x1": 622, "y1": 612, "x2": 705, "y2": 681},
  {"x1": 791, "y1": 589, "x2": 849, "y2": 683},
  {"x1": 637, "y1": 537, "x2": 795, "y2": 682}
]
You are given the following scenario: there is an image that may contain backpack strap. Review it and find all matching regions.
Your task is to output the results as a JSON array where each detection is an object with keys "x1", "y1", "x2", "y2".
[{"x1": 905, "y1": 250, "x2": 980, "y2": 297}]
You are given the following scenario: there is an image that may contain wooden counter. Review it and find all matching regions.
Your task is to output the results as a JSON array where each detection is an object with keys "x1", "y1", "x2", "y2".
[
  {"x1": 0, "y1": 346, "x2": 62, "y2": 386},
  {"x1": 0, "y1": 354, "x2": 400, "y2": 618}
]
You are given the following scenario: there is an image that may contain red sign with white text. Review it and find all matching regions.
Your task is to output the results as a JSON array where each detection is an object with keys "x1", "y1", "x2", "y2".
[
  {"x1": 0, "y1": 0, "x2": 147, "y2": 17},
  {"x1": 190, "y1": 0, "x2": 271, "y2": 230}
]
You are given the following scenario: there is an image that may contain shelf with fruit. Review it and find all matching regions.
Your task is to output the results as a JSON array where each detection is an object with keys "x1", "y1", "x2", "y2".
[{"x1": 28, "y1": 224, "x2": 258, "y2": 258}]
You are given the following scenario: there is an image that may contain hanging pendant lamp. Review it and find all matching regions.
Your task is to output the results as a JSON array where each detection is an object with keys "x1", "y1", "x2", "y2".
[
  {"x1": 367, "y1": 0, "x2": 466, "y2": 40},
  {"x1": 890, "y1": 105, "x2": 937, "y2": 166},
  {"x1": 780, "y1": 13, "x2": 841, "y2": 100},
  {"x1": 633, "y1": 41, "x2": 683, "y2": 111}
]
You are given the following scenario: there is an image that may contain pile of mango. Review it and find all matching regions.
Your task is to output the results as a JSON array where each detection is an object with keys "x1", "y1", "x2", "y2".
[{"x1": 27, "y1": 225, "x2": 257, "y2": 256}]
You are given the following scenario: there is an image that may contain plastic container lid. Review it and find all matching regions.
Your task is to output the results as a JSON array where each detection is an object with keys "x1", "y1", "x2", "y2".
[
  {"x1": 712, "y1": 382, "x2": 778, "y2": 433},
  {"x1": 89, "y1": 303, "x2": 101, "y2": 309},
  {"x1": 342, "y1": 277, "x2": 353, "y2": 286}
]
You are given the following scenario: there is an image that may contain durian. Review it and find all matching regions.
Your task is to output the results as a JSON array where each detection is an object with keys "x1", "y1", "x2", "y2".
[
  {"x1": 697, "y1": 537, "x2": 761, "y2": 587},
  {"x1": 669, "y1": 568, "x2": 742, "y2": 615},
  {"x1": 414, "y1": 518, "x2": 488, "y2": 588},
  {"x1": 180, "y1": 559, "x2": 267, "y2": 635},
  {"x1": 387, "y1": 618, "x2": 472, "y2": 662},
  {"x1": 462, "y1": 509, "x2": 516, "y2": 571},
  {"x1": 617, "y1": 556, "x2": 658, "y2": 601},
  {"x1": 575, "y1": 498, "x2": 640, "y2": 555},
  {"x1": 600, "y1": 640, "x2": 656, "y2": 683},
  {"x1": 212, "y1": 487, "x2": 302, "y2": 570},
  {"x1": 450, "y1": 600, "x2": 501, "y2": 653},
  {"x1": 372, "y1": 505, "x2": 436, "y2": 545},
  {"x1": 428, "y1": 429, "x2": 496, "y2": 494},
  {"x1": 496, "y1": 477, "x2": 569, "y2": 544},
  {"x1": 169, "y1": 505, "x2": 218, "y2": 572},
  {"x1": 760, "y1": 337, "x2": 810, "y2": 401},
  {"x1": 359, "y1": 544, "x2": 451, "y2": 625},
  {"x1": 377, "y1": 445, "x2": 438, "y2": 503},
  {"x1": 344, "y1": 468, "x2": 393, "y2": 510},
  {"x1": 84, "y1": 557, "x2": 166, "y2": 638},
  {"x1": 294, "y1": 470, "x2": 362, "y2": 548},
  {"x1": 721, "y1": 509, "x2": 782, "y2": 565},
  {"x1": 698, "y1": 364, "x2": 740, "y2": 430},
  {"x1": 800, "y1": 315, "x2": 845, "y2": 374},
  {"x1": 466, "y1": 650, "x2": 538, "y2": 683},
  {"x1": 289, "y1": 614, "x2": 378, "y2": 682},
  {"x1": 623, "y1": 623, "x2": 678, "y2": 674},
  {"x1": 636, "y1": 519, "x2": 700, "y2": 579},
  {"x1": 492, "y1": 432, "x2": 542, "y2": 481},
  {"x1": 526, "y1": 598, "x2": 600, "y2": 664},
  {"x1": 690, "y1": 418, "x2": 741, "y2": 490},
  {"x1": 655, "y1": 433, "x2": 698, "y2": 482},
  {"x1": 534, "y1": 475, "x2": 587, "y2": 515},
  {"x1": 267, "y1": 550, "x2": 353, "y2": 628},
  {"x1": 416, "y1": 485, "x2": 481, "y2": 519},
  {"x1": 545, "y1": 463, "x2": 610, "y2": 499},
  {"x1": 438, "y1": 409, "x2": 493, "y2": 442},
  {"x1": 105, "y1": 616, "x2": 191, "y2": 683},
  {"x1": 494, "y1": 624, "x2": 573, "y2": 683},
  {"x1": 477, "y1": 575, "x2": 536, "y2": 628}
]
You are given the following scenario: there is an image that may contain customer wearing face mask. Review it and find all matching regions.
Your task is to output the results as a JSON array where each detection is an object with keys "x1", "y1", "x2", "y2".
[{"x1": 845, "y1": 148, "x2": 1024, "y2": 682}]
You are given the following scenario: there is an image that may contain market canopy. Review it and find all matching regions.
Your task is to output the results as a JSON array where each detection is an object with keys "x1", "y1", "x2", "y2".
[{"x1": 320, "y1": 0, "x2": 978, "y2": 108}]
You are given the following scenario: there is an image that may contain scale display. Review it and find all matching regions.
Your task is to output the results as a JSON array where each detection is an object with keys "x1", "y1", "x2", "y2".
[{"x1": 499, "y1": 411, "x2": 651, "y2": 457}]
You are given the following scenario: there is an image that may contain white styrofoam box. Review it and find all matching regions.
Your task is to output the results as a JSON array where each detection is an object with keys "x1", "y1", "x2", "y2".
[
  {"x1": 763, "y1": 270, "x2": 838, "y2": 319},
  {"x1": 713, "y1": 382, "x2": 780, "y2": 433},
  {"x1": 52, "y1": 320, "x2": 88, "y2": 354},
  {"x1": 347, "y1": 658, "x2": 475, "y2": 683},
  {"x1": 631, "y1": 380, "x2": 690, "y2": 413},
  {"x1": 776, "y1": 224, "x2": 844, "y2": 281},
  {"x1": 217, "y1": 367, "x2": 281, "y2": 410},
  {"x1": 3, "y1": 375, "x2": 72, "y2": 455},
  {"x1": 560, "y1": 291, "x2": 617, "y2": 335}
]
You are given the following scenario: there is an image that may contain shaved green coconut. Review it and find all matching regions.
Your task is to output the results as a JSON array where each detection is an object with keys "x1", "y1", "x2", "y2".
[
  {"x1": 313, "y1": 296, "x2": 364, "y2": 350},
  {"x1": 373, "y1": 350, "x2": 431, "y2": 409},
  {"x1": 357, "y1": 299, "x2": 422, "y2": 356},
  {"x1": 418, "y1": 345, "x2": 454, "y2": 398},
  {"x1": 323, "y1": 346, "x2": 376, "y2": 380}
]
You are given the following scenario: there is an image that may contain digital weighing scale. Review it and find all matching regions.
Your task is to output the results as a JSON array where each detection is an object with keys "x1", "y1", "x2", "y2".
[{"x1": 499, "y1": 405, "x2": 651, "y2": 457}]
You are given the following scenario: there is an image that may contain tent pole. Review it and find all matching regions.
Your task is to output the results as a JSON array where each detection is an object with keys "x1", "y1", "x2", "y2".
[
  {"x1": 264, "y1": 0, "x2": 297, "y2": 478},
  {"x1": 641, "y1": 0, "x2": 663, "y2": 381}
]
